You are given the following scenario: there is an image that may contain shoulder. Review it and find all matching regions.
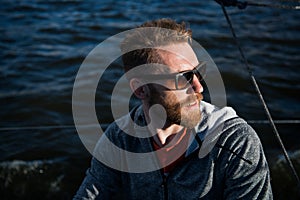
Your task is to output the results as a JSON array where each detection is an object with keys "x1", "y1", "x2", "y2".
[
  {"x1": 219, "y1": 117, "x2": 261, "y2": 151},
  {"x1": 214, "y1": 119, "x2": 273, "y2": 199},
  {"x1": 98, "y1": 105, "x2": 151, "y2": 152},
  {"x1": 104, "y1": 105, "x2": 142, "y2": 139},
  {"x1": 216, "y1": 117, "x2": 267, "y2": 169}
]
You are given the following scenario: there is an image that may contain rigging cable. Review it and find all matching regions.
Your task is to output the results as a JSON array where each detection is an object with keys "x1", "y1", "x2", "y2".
[
  {"x1": 0, "y1": 120, "x2": 299, "y2": 131},
  {"x1": 215, "y1": 0, "x2": 300, "y2": 190},
  {"x1": 215, "y1": 0, "x2": 300, "y2": 9},
  {"x1": 247, "y1": 2, "x2": 300, "y2": 10}
]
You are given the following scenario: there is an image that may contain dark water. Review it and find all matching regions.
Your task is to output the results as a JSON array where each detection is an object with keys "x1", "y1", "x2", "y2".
[{"x1": 1, "y1": 0, "x2": 300, "y2": 199}]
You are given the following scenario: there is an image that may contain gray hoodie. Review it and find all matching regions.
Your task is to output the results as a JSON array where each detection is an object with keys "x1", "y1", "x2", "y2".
[{"x1": 74, "y1": 101, "x2": 273, "y2": 199}]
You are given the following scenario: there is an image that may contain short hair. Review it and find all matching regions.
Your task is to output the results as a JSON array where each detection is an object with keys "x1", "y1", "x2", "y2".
[{"x1": 120, "y1": 18, "x2": 192, "y2": 75}]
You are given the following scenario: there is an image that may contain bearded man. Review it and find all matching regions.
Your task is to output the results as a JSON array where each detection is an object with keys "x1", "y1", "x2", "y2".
[{"x1": 74, "y1": 18, "x2": 273, "y2": 200}]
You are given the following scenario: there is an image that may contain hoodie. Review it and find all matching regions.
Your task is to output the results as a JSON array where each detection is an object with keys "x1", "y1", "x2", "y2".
[{"x1": 74, "y1": 101, "x2": 273, "y2": 199}]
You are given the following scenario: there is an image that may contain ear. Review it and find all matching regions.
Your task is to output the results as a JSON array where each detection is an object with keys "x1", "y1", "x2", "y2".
[{"x1": 129, "y1": 78, "x2": 149, "y2": 99}]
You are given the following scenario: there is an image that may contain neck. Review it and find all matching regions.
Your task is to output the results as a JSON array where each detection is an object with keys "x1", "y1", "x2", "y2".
[
  {"x1": 156, "y1": 125, "x2": 186, "y2": 145},
  {"x1": 143, "y1": 104, "x2": 185, "y2": 145}
]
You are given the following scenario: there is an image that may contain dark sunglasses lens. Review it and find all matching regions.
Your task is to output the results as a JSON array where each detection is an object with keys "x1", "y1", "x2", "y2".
[
  {"x1": 176, "y1": 63, "x2": 206, "y2": 89},
  {"x1": 195, "y1": 66, "x2": 206, "y2": 81},
  {"x1": 195, "y1": 72, "x2": 203, "y2": 81},
  {"x1": 177, "y1": 72, "x2": 193, "y2": 89}
]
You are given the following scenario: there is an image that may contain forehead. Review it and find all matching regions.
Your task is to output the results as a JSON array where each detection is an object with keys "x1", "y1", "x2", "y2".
[{"x1": 157, "y1": 42, "x2": 199, "y2": 73}]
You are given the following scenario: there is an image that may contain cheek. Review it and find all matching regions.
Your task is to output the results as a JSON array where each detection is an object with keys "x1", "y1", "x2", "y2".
[
  {"x1": 167, "y1": 90, "x2": 187, "y2": 104},
  {"x1": 163, "y1": 92, "x2": 184, "y2": 108}
]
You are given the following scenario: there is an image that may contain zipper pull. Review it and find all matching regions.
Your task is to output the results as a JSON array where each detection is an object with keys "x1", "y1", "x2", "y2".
[{"x1": 161, "y1": 174, "x2": 167, "y2": 188}]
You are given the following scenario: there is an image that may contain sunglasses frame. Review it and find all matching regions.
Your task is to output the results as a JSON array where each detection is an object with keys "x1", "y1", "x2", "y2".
[{"x1": 140, "y1": 62, "x2": 206, "y2": 90}]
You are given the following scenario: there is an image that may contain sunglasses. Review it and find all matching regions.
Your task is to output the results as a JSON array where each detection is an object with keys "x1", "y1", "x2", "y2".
[{"x1": 141, "y1": 62, "x2": 206, "y2": 90}]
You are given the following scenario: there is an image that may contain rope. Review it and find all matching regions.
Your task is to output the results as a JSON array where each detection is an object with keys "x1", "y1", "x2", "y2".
[
  {"x1": 217, "y1": 1, "x2": 300, "y2": 190},
  {"x1": 0, "y1": 120, "x2": 299, "y2": 131},
  {"x1": 247, "y1": 2, "x2": 300, "y2": 10},
  {"x1": 0, "y1": 124, "x2": 98, "y2": 131},
  {"x1": 248, "y1": 120, "x2": 300, "y2": 124},
  {"x1": 214, "y1": 0, "x2": 300, "y2": 10}
]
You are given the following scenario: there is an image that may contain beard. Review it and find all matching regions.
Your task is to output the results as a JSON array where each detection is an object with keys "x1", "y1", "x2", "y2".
[{"x1": 148, "y1": 85, "x2": 203, "y2": 129}]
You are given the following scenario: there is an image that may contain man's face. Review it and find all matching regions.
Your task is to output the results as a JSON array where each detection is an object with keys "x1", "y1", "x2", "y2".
[{"x1": 147, "y1": 42, "x2": 204, "y2": 128}]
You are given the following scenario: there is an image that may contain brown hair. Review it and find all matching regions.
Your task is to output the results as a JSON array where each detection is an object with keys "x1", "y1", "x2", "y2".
[{"x1": 120, "y1": 18, "x2": 192, "y2": 75}]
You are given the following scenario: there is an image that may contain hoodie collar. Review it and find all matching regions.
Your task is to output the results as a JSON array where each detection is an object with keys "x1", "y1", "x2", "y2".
[
  {"x1": 187, "y1": 101, "x2": 238, "y2": 157},
  {"x1": 132, "y1": 101, "x2": 238, "y2": 157}
]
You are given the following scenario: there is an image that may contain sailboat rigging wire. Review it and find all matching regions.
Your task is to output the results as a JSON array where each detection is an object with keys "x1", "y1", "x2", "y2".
[
  {"x1": 214, "y1": 0, "x2": 300, "y2": 9},
  {"x1": 0, "y1": 120, "x2": 299, "y2": 131},
  {"x1": 278, "y1": 0, "x2": 300, "y2": 2},
  {"x1": 217, "y1": 2, "x2": 300, "y2": 189},
  {"x1": 247, "y1": 120, "x2": 300, "y2": 124},
  {"x1": 0, "y1": 124, "x2": 94, "y2": 131},
  {"x1": 247, "y1": 2, "x2": 300, "y2": 9}
]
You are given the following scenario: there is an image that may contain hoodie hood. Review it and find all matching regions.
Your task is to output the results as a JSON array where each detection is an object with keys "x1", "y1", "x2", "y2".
[
  {"x1": 131, "y1": 101, "x2": 238, "y2": 158},
  {"x1": 187, "y1": 101, "x2": 238, "y2": 158}
]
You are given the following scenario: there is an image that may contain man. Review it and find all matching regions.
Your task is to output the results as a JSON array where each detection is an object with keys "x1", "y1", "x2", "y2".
[{"x1": 74, "y1": 18, "x2": 272, "y2": 199}]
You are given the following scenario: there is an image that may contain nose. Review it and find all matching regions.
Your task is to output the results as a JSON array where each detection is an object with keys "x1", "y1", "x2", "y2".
[{"x1": 187, "y1": 74, "x2": 203, "y2": 94}]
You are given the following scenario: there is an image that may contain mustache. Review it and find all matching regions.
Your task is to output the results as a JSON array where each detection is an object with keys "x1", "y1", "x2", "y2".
[{"x1": 181, "y1": 93, "x2": 203, "y2": 106}]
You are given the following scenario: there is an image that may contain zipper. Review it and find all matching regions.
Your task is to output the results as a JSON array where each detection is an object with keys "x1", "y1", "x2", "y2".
[
  {"x1": 159, "y1": 148, "x2": 200, "y2": 200},
  {"x1": 161, "y1": 173, "x2": 168, "y2": 200},
  {"x1": 158, "y1": 131, "x2": 202, "y2": 200}
]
